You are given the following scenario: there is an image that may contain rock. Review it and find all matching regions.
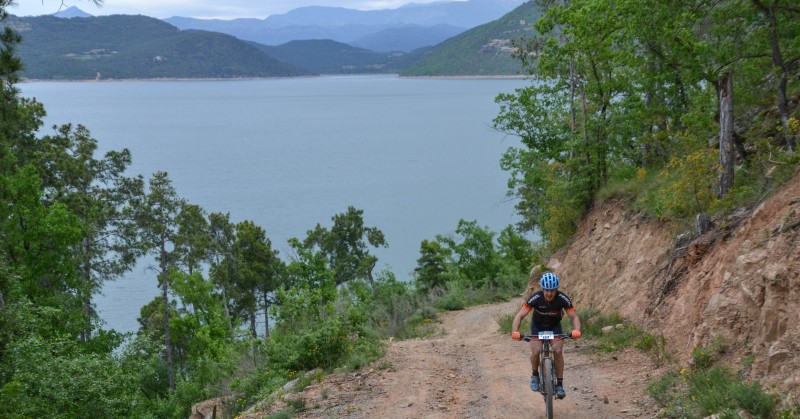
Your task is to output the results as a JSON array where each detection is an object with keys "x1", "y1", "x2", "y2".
[
  {"x1": 602, "y1": 326, "x2": 615, "y2": 334},
  {"x1": 604, "y1": 396, "x2": 609, "y2": 404},
  {"x1": 190, "y1": 396, "x2": 231, "y2": 419}
]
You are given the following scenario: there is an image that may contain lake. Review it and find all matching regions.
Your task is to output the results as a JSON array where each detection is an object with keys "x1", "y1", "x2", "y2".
[{"x1": 19, "y1": 75, "x2": 529, "y2": 334}]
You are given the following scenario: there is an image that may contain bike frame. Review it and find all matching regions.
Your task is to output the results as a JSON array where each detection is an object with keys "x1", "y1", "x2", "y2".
[{"x1": 522, "y1": 332, "x2": 572, "y2": 419}]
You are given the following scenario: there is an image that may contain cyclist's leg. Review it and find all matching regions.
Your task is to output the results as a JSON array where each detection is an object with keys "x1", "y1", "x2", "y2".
[
  {"x1": 552, "y1": 339, "x2": 565, "y2": 379},
  {"x1": 529, "y1": 322, "x2": 545, "y2": 373},
  {"x1": 548, "y1": 324, "x2": 565, "y2": 378},
  {"x1": 529, "y1": 339, "x2": 543, "y2": 372}
]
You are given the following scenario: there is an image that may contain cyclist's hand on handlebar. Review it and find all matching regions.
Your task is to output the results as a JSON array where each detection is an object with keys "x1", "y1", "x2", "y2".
[
  {"x1": 571, "y1": 330, "x2": 582, "y2": 339},
  {"x1": 512, "y1": 331, "x2": 521, "y2": 340}
]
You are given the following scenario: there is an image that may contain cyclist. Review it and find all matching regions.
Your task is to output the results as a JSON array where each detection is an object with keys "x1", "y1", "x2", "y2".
[{"x1": 511, "y1": 271, "x2": 581, "y2": 399}]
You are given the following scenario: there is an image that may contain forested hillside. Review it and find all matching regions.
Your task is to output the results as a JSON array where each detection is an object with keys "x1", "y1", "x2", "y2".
[
  {"x1": 401, "y1": 0, "x2": 543, "y2": 76},
  {"x1": 253, "y1": 39, "x2": 410, "y2": 74},
  {"x1": 6, "y1": 14, "x2": 307, "y2": 79}
]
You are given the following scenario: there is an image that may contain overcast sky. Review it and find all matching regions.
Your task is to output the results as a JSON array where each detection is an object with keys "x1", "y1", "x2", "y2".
[{"x1": 9, "y1": 0, "x2": 455, "y2": 19}]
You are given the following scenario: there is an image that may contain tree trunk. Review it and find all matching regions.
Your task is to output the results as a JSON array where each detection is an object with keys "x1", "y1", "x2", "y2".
[
  {"x1": 262, "y1": 292, "x2": 270, "y2": 338},
  {"x1": 752, "y1": 0, "x2": 794, "y2": 152},
  {"x1": 718, "y1": 70, "x2": 735, "y2": 198},
  {"x1": 221, "y1": 288, "x2": 233, "y2": 332},
  {"x1": 80, "y1": 237, "x2": 92, "y2": 343},
  {"x1": 161, "y1": 244, "x2": 175, "y2": 390}
]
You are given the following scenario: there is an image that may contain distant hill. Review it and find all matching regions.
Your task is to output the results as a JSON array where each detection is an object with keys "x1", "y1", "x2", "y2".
[
  {"x1": 164, "y1": 0, "x2": 525, "y2": 51},
  {"x1": 349, "y1": 24, "x2": 465, "y2": 53},
  {"x1": 253, "y1": 39, "x2": 415, "y2": 74},
  {"x1": 6, "y1": 15, "x2": 308, "y2": 80},
  {"x1": 401, "y1": 1, "x2": 542, "y2": 76},
  {"x1": 53, "y1": 6, "x2": 92, "y2": 18}
]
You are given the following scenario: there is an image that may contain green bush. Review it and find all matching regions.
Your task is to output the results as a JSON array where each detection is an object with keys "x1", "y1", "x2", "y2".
[
  {"x1": 267, "y1": 317, "x2": 350, "y2": 372},
  {"x1": 435, "y1": 284, "x2": 467, "y2": 311},
  {"x1": 648, "y1": 366, "x2": 780, "y2": 418}
]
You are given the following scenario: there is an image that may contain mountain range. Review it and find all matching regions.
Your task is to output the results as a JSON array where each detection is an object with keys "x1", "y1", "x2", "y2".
[
  {"x1": 8, "y1": 1, "x2": 540, "y2": 79},
  {"x1": 164, "y1": 0, "x2": 527, "y2": 52}
]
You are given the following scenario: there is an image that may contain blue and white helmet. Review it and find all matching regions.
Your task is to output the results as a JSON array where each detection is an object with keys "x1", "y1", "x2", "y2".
[{"x1": 540, "y1": 272, "x2": 560, "y2": 290}]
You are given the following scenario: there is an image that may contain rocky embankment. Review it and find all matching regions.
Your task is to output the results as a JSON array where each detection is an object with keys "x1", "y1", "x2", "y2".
[{"x1": 551, "y1": 169, "x2": 800, "y2": 398}]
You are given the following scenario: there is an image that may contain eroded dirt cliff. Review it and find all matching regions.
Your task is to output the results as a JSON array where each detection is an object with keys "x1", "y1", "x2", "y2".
[{"x1": 551, "y1": 169, "x2": 800, "y2": 399}]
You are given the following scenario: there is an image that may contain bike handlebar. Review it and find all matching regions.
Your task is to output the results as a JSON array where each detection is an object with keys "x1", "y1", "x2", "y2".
[{"x1": 521, "y1": 334, "x2": 573, "y2": 342}]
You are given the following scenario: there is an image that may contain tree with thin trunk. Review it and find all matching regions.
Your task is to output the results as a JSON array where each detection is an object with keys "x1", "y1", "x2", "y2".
[
  {"x1": 231, "y1": 220, "x2": 283, "y2": 339},
  {"x1": 36, "y1": 124, "x2": 145, "y2": 341},
  {"x1": 207, "y1": 212, "x2": 236, "y2": 331},
  {"x1": 718, "y1": 70, "x2": 735, "y2": 197},
  {"x1": 136, "y1": 171, "x2": 184, "y2": 390},
  {"x1": 750, "y1": 0, "x2": 800, "y2": 152}
]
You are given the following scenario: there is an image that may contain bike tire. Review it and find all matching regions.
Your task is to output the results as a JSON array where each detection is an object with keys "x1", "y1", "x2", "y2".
[{"x1": 542, "y1": 358, "x2": 554, "y2": 419}]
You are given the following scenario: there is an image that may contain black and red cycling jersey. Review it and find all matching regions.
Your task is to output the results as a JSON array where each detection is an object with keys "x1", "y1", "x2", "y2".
[{"x1": 522, "y1": 290, "x2": 575, "y2": 329}]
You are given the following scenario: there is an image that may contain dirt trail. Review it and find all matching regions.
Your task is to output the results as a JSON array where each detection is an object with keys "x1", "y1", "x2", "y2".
[{"x1": 258, "y1": 300, "x2": 665, "y2": 418}]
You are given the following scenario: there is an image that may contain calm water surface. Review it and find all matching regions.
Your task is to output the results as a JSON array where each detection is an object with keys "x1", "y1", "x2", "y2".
[{"x1": 20, "y1": 75, "x2": 529, "y2": 333}]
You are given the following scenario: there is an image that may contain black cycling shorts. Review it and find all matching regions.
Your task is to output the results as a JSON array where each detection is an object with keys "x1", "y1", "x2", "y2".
[{"x1": 530, "y1": 322, "x2": 563, "y2": 336}]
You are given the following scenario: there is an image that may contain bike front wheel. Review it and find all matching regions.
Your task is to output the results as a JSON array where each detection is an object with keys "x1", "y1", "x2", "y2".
[{"x1": 541, "y1": 358, "x2": 554, "y2": 419}]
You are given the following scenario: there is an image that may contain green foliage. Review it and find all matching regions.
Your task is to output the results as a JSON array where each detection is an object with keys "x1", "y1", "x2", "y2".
[
  {"x1": 436, "y1": 219, "x2": 499, "y2": 289},
  {"x1": 659, "y1": 148, "x2": 720, "y2": 220},
  {"x1": 496, "y1": 311, "x2": 514, "y2": 334},
  {"x1": 691, "y1": 335, "x2": 729, "y2": 371},
  {"x1": 364, "y1": 270, "x2": 421, "y2": 339},
  {"x1": 256, "y1": 39, "x2": 409, "y2": 75},
  {"x1": 575, "y1": 309, "x2": 646, "y2": 353},
  {"x1": 494, "y1": 0, "x2": 800, "y2": 246},
  {"x1": 302, "y1": 206, "x2": 387, "y2": 286},
  {"x1": 634, "y1": 333, "x2": 672, "y2": 368},
  {"x1": 0, "y1": 302, "x2": 146, "y2": 419},
  {"x1": 645, "y1": 371, "x2": 686, "y2": 412},
  {"x1": 268, "y1": 315, "x2": 351, "y2": 372},
  {"x1": 435, "y1": 283, "x2": 467, "y2": 311},
  {"x1": 594, "y1": 324, "x2": 643, "y2": 353},
  {"x1": 649, "y1": 340, "x2": 782, "y2": 418},
  {"x1": 402, "y1": 1, "x2": 542, "y2": 76},
  {"x1": 414, "y1": 239, "x2": 451, "y2": 293}
]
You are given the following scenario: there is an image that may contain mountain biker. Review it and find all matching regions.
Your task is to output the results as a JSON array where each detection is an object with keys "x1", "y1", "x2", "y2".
[{"x1": 511, "y1": 271, "x2": 582, "y2": 399}]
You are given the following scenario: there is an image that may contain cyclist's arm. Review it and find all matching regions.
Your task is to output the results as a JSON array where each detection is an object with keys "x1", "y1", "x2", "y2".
[
  {"x1": 511, "y1": 304, "x2": 532, "y2": 335},
  {"x1": 566, "y1": 308, "x2": 581, "y2": 334}
]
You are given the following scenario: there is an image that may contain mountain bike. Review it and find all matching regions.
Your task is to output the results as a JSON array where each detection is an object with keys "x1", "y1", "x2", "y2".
[{"x1": 522, "y1": 332, "x2": 573, "y2": 419}]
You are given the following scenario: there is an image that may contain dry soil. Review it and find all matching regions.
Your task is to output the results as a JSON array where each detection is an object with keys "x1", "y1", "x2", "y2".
[{"x1": 255, "y1": 299, "x2": 667, "y2": 418}]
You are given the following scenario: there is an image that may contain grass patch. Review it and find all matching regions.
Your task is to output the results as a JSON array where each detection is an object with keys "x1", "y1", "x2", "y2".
[
  {"x1": 648, "y1": 366, "x2": 780, "y2": 418},
  {"x1": 594, "y1": 324, "x2": 644, "y2": 352},
  {"x1": 496, "y1": 312, "x2": 514, "y2": 333},
  {"x1": 647, "y1": 337, "x2": 783, "y2": 418},
  {"x1": 266, "y1": 407, "x2": 297, "y2": 419},
  {"x1": 634, "y1": 332, "x2": 672, "y2": 367}
]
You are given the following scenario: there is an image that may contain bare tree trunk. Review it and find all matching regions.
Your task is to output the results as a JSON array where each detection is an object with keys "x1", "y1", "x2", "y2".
[
  {"x1": 250, "y1": 313, "x2": 257, "y2": 339},
  {"x1": 752, "y1": 0, "x2": 794, "y2": 152},
  {"x1": 81, "y1": 237, "x2": 92, "y2": 343},
  {"x1": 262, "y1": 293, "x2": 270, "y2": 338},
  {"x1": 161, "y1": 245, "x2": 175, "y2": 390},
  {"x1": 718, "y1": 70, "x2": 735, "y2": 198}
]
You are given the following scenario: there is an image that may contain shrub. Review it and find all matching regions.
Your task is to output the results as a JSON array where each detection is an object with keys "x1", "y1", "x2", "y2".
[
  {"x1": 267, "y1": 317, "x2": 350, "y2": 372},
  {"x1": 435, "y1": 283, "x2": 467, "y2": 311}
]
